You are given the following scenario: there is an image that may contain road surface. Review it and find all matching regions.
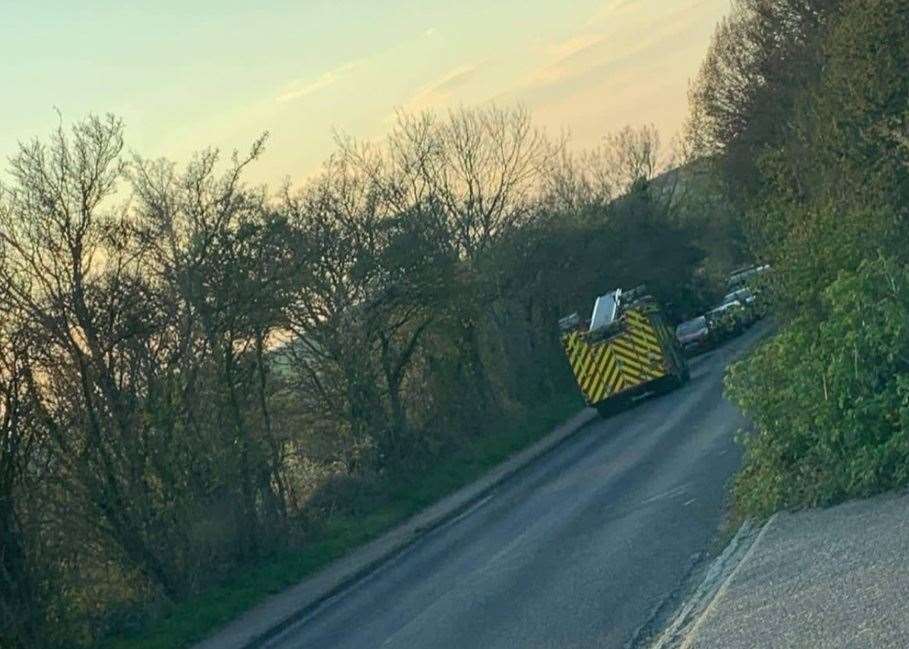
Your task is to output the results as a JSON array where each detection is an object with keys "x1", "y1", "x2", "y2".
[{"x1": 264, "y1": 326, "x2": 767, "y2": 649}]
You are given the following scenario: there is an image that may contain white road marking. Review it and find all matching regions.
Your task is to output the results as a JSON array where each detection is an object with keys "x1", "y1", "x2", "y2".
[
  {"x1": 640, "y1": 484, "x2": 688, "y2": 506},
  {"x1": 445, "y1": 493, "x2": 495, "y2": 527}
]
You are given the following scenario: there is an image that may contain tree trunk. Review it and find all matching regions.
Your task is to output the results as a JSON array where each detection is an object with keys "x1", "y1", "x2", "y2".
[
  {"x1": 460, "y1": 319, "x2": 494, "y2": 412},
  {"x1": 222, "y1": 344, "x2": 259, "y2": 560},
  {"x1": 0, "y1": 500, "x2": 41, "y2": 649},
  {"x1": 254, "y1": 333, "x2": 287, "y2": 530}
]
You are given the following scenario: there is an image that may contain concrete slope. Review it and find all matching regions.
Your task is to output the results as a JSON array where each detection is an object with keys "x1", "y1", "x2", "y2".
[
  {"x1": 679, "y1": 491, "x2": 909, "y2": 649},
  {"x1": 260, "y1": 327, "x2": 768, "y2": 649}
]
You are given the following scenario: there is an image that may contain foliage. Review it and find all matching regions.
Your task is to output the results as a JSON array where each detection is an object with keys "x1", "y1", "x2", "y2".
[
  {"x1": 691, "y1": 0, "x2": 909, "y2": 515},
  {"x1": 727, "y1": 258, "x2": 909, "y2": 516},
  {"x1": 0, "y1": 103, "x2": 728, "y2": 648},
  {"x1": 96, "y1": 390, "x2": 583, "y2": 649}
]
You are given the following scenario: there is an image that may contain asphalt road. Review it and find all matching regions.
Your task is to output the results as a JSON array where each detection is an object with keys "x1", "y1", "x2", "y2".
[{"x1": 264, "y1": 326, "x2": 767, "y2": 649}]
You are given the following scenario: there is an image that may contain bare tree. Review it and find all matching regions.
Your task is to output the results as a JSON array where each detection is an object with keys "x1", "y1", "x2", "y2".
[
  {"x1": 0, "y1": 117, "x2": 199, "y2": 609},
  {"x1": 0, "y1": 116, "x2": 292, "y2": 606},
  {"x1": 131, "y1": 135, "x2": 296, "y2": 556},
  {"x1": 540, "y1": 144, "x2": 615, "y2": 213},
  {"x1": 280, "y1": 151, "x2": 454, "y2": 468},
  {"x1": 379, "y1": 105, "x2": 554, "y2": 260},
  {"x1": 280, "y1": 157, "x2": 388, "y2": 471},
  {"x1": 0, "y1": 116, "x2": 194, "y2": 596},
  {"x1": 602, "y1": 124, "x2": 666, "y2": 194},
  {"x1": 0, "y1": 309, "x2": 42, "y2": 648}
]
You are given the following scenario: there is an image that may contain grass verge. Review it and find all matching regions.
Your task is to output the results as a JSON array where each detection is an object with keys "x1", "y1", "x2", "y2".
[{"x1": 100, "y1": 390, "x2": 585, "y2": 649}]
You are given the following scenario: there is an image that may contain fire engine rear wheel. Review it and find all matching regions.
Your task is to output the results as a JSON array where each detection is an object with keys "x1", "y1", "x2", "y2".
[
  {"x1": 596, "y1": 397, "x2": 629, "y2": 418},
  {"x1": 657, "y1": 371, "x2": 688, "y2": 394}
]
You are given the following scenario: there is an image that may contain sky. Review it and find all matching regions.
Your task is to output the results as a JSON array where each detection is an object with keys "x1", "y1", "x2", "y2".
[{"x1": 0, "y1": 0, "x2": 731, "y2": 186}]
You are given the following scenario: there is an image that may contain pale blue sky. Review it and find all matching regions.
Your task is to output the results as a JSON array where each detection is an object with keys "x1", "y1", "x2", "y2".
[{"x1": 1, "y1": 0, "x2": 730, "y2": 184}]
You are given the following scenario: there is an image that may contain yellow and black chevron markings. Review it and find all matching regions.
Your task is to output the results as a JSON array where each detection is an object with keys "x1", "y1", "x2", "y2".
[{"x1": 562, "y1": 308, "x2": 670, "y2": 405}]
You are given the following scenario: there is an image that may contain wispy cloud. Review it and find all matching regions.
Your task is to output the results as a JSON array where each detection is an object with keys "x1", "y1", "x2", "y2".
[
  {"x1": 404, "y1": 63, "x2": 482, "y2": 112},
  {"x1": 584, "y1": 0, "x2": 642, "y2": 27},
  {"x1": 276, "y1": 59, "x2": 365, "y2": 103},
  {"x1": 522, "y1": 0, "x2": 709, "y2": 92},
  {"x1": 276, "y1": 25, "x2": 439, "y2": 105},
  {"x1": 546, "y1": 33, "x2": 606, "y2": 60},
  {"x1": 529, "y1": 33, "x2": 607, "y2": 85}
]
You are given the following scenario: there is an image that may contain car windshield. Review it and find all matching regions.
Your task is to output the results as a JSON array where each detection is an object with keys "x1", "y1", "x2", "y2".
[{"x1": 676, "y1": 317, "x2": 707, "y2": 335}]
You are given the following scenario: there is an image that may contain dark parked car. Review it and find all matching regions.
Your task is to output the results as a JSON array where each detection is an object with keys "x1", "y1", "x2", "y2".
[
  {"x1": 675, "y1": 315, "x2": 710, "y2": 354},
  {"x1": 722, "y1": 287, "x2": 755, "y2": 305}
]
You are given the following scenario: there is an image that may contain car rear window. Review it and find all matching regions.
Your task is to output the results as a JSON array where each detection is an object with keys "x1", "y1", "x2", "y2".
[{"x1": 676, "y1": 317, "x2": 707, "y2": 335}]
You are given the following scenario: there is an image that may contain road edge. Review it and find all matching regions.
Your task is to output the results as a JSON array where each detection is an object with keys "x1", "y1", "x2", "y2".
[
  {"x1": 193, "y1": 407, "x2": 599, "y2": 649},
  {"x1": 639, "y1": 513, "x2": 778, "y2": 649},
  {"x1": 677, "y1": 513, "x2": 778, "y2": 649}
]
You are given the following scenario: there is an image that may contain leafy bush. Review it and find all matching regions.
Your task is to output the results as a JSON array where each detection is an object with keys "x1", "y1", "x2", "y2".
[
  {"x1": 690, "y1": 0, "x2": 909, "y2": 516},
  {"x1": 727, "y1": 257, "x2": 909, "y2": 517}
]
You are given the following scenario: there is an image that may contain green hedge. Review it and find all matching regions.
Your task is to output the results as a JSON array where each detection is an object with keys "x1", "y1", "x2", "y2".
[{"x1": 726, "y1": 257, "x2": 909, "y2": 517}]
